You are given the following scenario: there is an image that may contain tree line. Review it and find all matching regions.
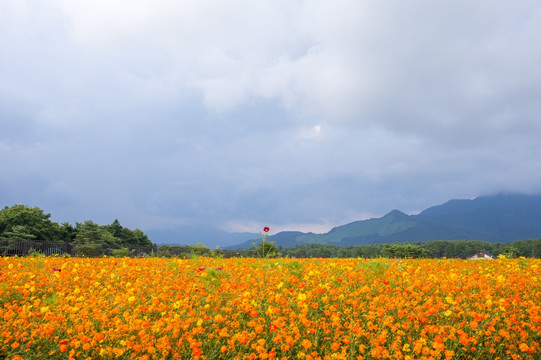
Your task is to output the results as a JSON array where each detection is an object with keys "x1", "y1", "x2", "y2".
[
  {"x1": 273, "y1": 239, "x2": 541, "y2": 259},
  {"x1": 0, "y1": 204, "x2": 153, "y2": 247},
  {"x1": 155, "y1": 238, "x2": 541, "y2": 259}
]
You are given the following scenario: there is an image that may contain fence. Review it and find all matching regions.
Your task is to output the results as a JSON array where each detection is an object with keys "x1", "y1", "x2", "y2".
[
  {"x1": 1, "y1": 238, "x2": 282, "y2": 258},
  {"x1": 0, "y1": 239, "x2": 154, "y2": 257},
  {"x1": 0, "y1": 239, "x2": 259, "y2": 258},
  {"x1": 154, "y1": 244, "x2": 259, "y2": 258}
]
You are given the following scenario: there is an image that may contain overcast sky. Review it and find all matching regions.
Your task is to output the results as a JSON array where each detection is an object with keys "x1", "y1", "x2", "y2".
[{"x1": 1, "y1": 1, "x2": 541, "y2": 234}]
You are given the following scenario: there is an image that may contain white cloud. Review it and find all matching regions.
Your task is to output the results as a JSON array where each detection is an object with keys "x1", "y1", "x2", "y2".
[
  {"x1": 296, "y1": 124, "x2": 322, "y2": 141},
  {"x1": 2, "y1": 1, "x2": 541, "y2": 234},
  {"x1": 9, "y1": 0, "x2": 539, "y2": 132}
]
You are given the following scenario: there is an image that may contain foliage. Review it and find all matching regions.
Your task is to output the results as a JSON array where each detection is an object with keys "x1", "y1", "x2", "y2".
[
  {"x1": 103, "y1": 219, "x2": 152, "y2": 246},
  {"x1": 75, "y1": 220, "x2": 102, "y2": 244},
  {"x1": 275, "y1": 238, "x2": 541, "y2": 259},
  {"x1": 1, "y1": 257, "x2": 540, "y2": 359},
  {"x1": 254, "y1": 227, "x2": 280, "y2": 258},
  {"x1": 255, "y1": 239, "x2": 280, "y2": 258},
  {"x1": 209, "y1": 248, "x2": 224, "y2": 259},
  {"x1": 110, "y1": 248, "x2": 132, "y2": 257},
  {"x1": 74, "y1": 220, "x2": 151, "y2": 247},
  {"x1": 155, "y1": 244, "x2": 173, "y2": 258},
  {"x1": 500, "y1": 245, "x2": 520, "y2": 258},
  {"x1": 2, "y1": 225, "x2": 37, "y2": 240},
  {"x1": 74, "y1": 244, "x2": 103, "y2": 257},
  {"x1": 0, "y1": 205, "x2": 154, "y2": 253},
  {"x1": 512, "y1": 238, "x2": 541, "y2": 258},
  {"x1": 0, "y1": 205, "x2": 155, "y2": 256},
  {"x1": 59, "y1": 222, "x2": 77, "y2": 242},
  {"x1": 381, "y1": 242, "x2": 431, "y2": 258},
  {"x1": 0, "y1": 205, "x2": 61, "y2": 241},
  {"x1": 187, "y1": 242, "x2": 210, "y2": 259},
  {"x1": 26, "y1": 248, "x2": 45, "y2": 258}
]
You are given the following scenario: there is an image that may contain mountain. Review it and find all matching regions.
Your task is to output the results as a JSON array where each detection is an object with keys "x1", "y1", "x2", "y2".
[
  {"x1": 415, "y1": 193, "x2": 541, "y2": 242},
  {"x1": 146, "y1": 225, "x2": 258, "y2": 248},
  {"x1": 227, "y1": 193, "x2": 541, "y2": 248}
]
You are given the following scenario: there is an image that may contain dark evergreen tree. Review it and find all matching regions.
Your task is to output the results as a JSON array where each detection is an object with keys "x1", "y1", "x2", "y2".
[
  {"x1": 108, "y1": 219, "x2": 123, "y2": 238},
  {"x1": 75, "y1": 220, "x2": 102, "y2": 243}
]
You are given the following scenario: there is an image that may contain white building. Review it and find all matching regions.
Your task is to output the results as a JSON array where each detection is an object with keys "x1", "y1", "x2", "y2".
[{"x1": 468, "y1": 251, "x2": 495, "y2": 260}]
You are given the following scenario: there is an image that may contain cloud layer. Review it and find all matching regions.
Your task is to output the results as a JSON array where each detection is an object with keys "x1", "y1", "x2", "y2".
[{"x1": 1, "y1": 1, "x2": 541, "y2": 233}]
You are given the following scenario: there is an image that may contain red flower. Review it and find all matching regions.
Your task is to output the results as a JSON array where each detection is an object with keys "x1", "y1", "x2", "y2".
[
  {"x1": 263, "y1": 227, "x2": 270, "y2": 233},
  {"x1": 52, "y1": 268, "x2": 61, "y2": 272}
]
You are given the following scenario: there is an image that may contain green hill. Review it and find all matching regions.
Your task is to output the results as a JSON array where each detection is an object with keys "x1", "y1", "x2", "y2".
[{"x1": 228, "y1": 193, "x2": 541, "y2": 248}]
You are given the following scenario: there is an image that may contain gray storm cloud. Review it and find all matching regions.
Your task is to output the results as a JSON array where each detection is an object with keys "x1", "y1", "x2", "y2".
[{"x1": 1, "y1": 0, "x2": 540, "y2": 232}]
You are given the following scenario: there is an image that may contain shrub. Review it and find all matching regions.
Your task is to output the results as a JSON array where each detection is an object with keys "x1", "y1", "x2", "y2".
[
  {"x1": 111, "y1": 248, "x2": 131, "y2": 257},
  {"x1": 74, "y1": 244, "x2": 102, "y2": 257}
]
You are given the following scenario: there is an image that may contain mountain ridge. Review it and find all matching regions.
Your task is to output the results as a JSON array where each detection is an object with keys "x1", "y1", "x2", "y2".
[{"x1": 227, "y1": 193, "x2": 541, "y2": 249}]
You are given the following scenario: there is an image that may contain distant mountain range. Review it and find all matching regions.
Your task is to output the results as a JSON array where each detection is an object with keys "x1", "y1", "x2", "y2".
[{"x1": 227, "y1": 193, "x2": 541, "y2": 249}]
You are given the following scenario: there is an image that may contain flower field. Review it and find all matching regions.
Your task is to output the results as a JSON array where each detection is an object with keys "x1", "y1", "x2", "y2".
[{"x1": 1, "y1": 257, "x2": 540, "y2": 360}]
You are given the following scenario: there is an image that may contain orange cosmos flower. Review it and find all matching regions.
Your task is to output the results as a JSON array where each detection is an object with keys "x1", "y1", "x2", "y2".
[{"x1": 302, "y1": 339, "x2": 312, "y2": 349}]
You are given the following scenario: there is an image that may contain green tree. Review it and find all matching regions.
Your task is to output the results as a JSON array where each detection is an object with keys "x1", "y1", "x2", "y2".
[
  {"x1": 501, "y1": 246, "x2": 520, "y2": 258},
  {"x1": 0, "y1": 205, "x2": 60, "y2": 241},
  {"x1": 351, "y1": 244, "x2": 383, "y2": 258},
  {"x1": 2, "y1": 225, "x2": 37, "y2": 240},
  {"x1": 102, "y1": 219, "x2": 152, "y2": 246},
  {"x1": 512, "y1": 239, "x2": 541, "y2": 258},
  {"x1": 421, "y1": 240, "x2": 452, "y2": 258},
  {"x1": 100, "y1": 230, "x2": 119, "y2": 244},
  {"x1": 337, "y1": 246, "x2": 352, "y2": 258},
  {"x1": 59, "y1": 222, "x2": 77, "y2": 242},
  {"x1": 156, "y1": 244, "x2": 172, "y2": 257},
  {"x1": 382, "y1": 243, "x2": 430, "y2": 258},
  {"x1": 187, "y1": 242, "x2": 209, "y2": 258},
  {"x1": 108, "y1": 219, "x2": 123, "y2": 238},
  {"x1": 131, "y1": 229, "x2": 151, "y2": 246},
  {"x1": 75, "y1": 220, "x2": 102, "y2": 243}
]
